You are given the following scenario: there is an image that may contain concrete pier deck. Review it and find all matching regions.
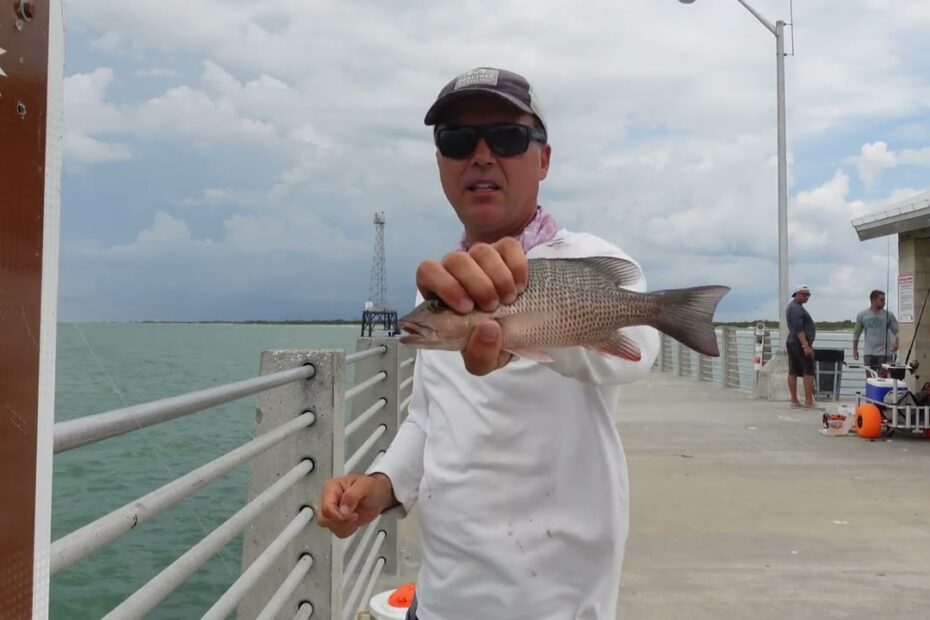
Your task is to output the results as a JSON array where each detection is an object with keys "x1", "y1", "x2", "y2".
[{"x1": 379, "y1": 371, "x2": 930, "y2": 619}]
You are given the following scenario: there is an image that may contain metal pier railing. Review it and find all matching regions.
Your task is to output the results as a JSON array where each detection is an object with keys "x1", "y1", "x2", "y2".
[
  {"x1": 654, "y1": 328, "x2": 862, "y2": 397},
  {"x1": 51, "y1": 337, "x2": 415, "y2": 619}
]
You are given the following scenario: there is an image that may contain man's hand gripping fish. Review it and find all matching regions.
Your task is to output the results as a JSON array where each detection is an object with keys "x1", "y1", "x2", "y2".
[{"x1": 398, "y1": 256, "x2": 730, "y2": 362}]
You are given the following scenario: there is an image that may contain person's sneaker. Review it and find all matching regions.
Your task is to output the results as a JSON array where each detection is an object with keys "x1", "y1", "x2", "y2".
[{"x1": 790, "y1": 402, "x2": 803, "y2": 409}]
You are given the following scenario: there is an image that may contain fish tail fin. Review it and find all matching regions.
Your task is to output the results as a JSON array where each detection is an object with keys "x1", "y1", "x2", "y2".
[{"x1": 649, "y1": 285, "x2": 730, "y2": 357}]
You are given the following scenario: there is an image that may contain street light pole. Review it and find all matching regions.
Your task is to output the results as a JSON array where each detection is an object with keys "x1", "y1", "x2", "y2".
[
  {"x1": 774, "y1": 19, "x2": 788, "y2": 351},
  {"x1": 680, "y1": 0, "x2": 790, "y2": 349}
]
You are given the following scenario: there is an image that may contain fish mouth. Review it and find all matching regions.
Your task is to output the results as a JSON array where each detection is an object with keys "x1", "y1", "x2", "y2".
[{"x1": 397, "y1": 320, "x2": 438, "y2": 344}]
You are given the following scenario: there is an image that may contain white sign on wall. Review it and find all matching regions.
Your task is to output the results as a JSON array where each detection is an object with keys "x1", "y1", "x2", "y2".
[{"x1": 898, "y1": 273, "x2": 915, "y2": 324}]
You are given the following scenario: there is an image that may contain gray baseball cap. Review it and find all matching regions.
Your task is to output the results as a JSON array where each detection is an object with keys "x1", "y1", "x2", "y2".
[{"x1": 424, "y1": 67, "x2": 547, "y2": 132}]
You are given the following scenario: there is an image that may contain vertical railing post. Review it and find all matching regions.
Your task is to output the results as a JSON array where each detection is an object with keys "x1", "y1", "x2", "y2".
[
  {"x1": 721, "y1": 327, "x2": 732, "y2": 388},
  {"x1": 393, "y1": 344, "x2": 416, "y2": 579},
  {"x1": 347, "y1": 337, "x2": 401, "y2": 575},
  {"x1": 397, "y1": 343, "x2": 415, "y2": 426},
  {"x1": 764, "y1": 329, "x2": 775, "y2": 365},
  {"x1": 237, "y1": 349, "x2": 345, "y2": 620}
]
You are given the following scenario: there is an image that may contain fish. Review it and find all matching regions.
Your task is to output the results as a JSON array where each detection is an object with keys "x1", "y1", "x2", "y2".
[{"x1": 397, "y1": 256, "x2": 730, "y2": 362}]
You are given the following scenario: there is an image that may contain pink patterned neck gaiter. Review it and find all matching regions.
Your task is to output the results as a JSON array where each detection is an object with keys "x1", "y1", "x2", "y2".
[{"x1": 456, "y1": 206, "x2": 560, "y2": 254}]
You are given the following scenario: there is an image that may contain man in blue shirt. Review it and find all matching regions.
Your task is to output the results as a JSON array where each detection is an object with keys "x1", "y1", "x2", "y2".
[
  {"x1": 853, "y1": 289, "x2": 899, "y2": 377},
  {"x1": 785, "y1": 284, "x2": 820, "y2": 409}
]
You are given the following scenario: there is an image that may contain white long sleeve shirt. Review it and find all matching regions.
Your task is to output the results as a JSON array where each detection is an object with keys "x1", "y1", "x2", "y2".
[{"x1": 372, "y1": 229, "x2": 659, "y2": 620}]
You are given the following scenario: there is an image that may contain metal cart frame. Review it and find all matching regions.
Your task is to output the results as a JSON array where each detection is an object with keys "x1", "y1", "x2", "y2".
[
  {"x1": 854, "y1": 366, "x2": 930, "y2": 435},
  {"x1": 813, "y1": 349, "x2": 845, "y2": 402}
]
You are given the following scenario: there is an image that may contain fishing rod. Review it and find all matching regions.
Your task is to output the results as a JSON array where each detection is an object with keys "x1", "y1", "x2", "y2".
[
  {"x1": 902, "y1": 279, "x2": 930, "y2": 375},
  {"x1": 885, "y1": 237, "x2": 890, "y2": 365}
]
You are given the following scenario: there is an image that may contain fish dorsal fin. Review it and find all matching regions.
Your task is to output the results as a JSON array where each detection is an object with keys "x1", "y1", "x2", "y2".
[{"x1": 559, "y1": 256, "x2": 642, "y2": 288}]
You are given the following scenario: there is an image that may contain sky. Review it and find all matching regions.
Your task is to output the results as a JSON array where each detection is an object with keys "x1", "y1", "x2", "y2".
[{"x1": 56, "y1": 0, "x2": 930, "y2": 323}]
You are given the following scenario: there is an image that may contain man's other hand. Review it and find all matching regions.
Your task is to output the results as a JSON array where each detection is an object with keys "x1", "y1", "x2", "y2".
[{"x1": 317, "y1": 473, "x2": 397, "y2": 538}]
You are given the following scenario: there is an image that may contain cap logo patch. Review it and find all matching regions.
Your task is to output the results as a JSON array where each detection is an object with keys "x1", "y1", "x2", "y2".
[{"x1": 454, "y1": 68, "x2": 499, "y2": 90}]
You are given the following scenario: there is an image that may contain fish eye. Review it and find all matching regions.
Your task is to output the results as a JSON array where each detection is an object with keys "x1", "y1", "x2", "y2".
[{"x1": 426, "y1": 298, "x2": 447, "y2": 313}]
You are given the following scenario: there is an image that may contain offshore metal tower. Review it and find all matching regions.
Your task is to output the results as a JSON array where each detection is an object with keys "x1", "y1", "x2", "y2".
[
  {"x1": 361, "y1": 211, "x2": 398, "y2": 336},
  {"x1": 368, "y1": 212, "x2": 388, "y2": 312}
]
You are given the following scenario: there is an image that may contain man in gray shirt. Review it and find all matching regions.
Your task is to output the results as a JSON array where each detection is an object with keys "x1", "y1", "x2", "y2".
[
  {"x1": 853, "y1": 289, "x2": 899, "y2": 376},
  {"x1": 785, "y1": 284, "x2": 819, "y2": 409}
]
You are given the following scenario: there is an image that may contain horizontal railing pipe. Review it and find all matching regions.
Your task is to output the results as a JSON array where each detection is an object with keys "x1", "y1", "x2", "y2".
[
  {"x1": 203, "y1": 507, "x2": 315, "y2": 620},
  {"x1": 345, "y1": 346, "x2": 387, "y2": 365},
  {"x1": 399, "y1": 376, "x2": 414, "y2": 392},
  {"x1": 365, "y1": 450, "x2": 386, "y2": 477},
  {"x1": 54, "y1": 365, "x2": 316, "y2": 453},
  {"x1": 101, "y1": 461, "x2": 313, "y2": 619},
  {"x1": 344, "y1": 425, "x2": 386, "y2": 473},
  {"x1": 295, "y1": 602, "x2": 314, "y2": 620},
  {"x1": 51, "y1": 413, "x2": 315, "y2": 576},
  {"x1": 358, "y1": 557, "x2": 386, "y2": 619},
  {"x1": 399, "y1": 356, "x2": 415, "y2": 368},
  {"x1": 344, "y1": 371, "x2": 387, "y2": 403},
  {"x1": 344, "y1": 398, "x2": 387, "y2": 439},
  {"x1": 342, "y1": 516, "x2": 382, "y2": 588},
  {"x1": 343, "y1": 450, "x2": 384, "y2": 553},
  {"x1": 343, "y1": 530, "x2": 386, "y2": 620},
  {"x1": 257, "y1": 554, "x2": 314, "y2": 620}
]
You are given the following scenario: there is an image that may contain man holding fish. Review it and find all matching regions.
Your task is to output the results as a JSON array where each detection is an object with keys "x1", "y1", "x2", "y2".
[{"x1": 318, "y1": 67, "x2": 728, "y2": 619}]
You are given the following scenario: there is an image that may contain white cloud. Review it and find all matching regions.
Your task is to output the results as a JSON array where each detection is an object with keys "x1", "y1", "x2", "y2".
[
  {"x1": 63, "y1": 1, "x2": 930, "y2": 139},
  {"x1": 82, "y1": 207, "x2": 366, "y2": 264},
  {"x1": 63, "y1": 61, "x2": 311, "y2": 167},
  {"x1": 899, "y1": 147, "x2": 930, "y2": 166},
  {"x1": 223, "y1": 209, "x2": 368, "y2": 258},
  {"x1": 64, "y1": 68, "x2": 123, "y2": 132},
  {"x1": 136, "y1": 211, "x2": 192, "y2": 244},
  {"x1": 854, "y1": 142, "x2": 897, "y2": 188},
  {"x1": 849, "y1": 141, "x2": 930, "y2": 187},
  {"x1": 135, "y1": 68, "x2": 180, "y2": 78},
  {"x1": 883, "y1": 187, "x2": 926, "y2": 204},
  {"x1": 89, "y1": 32, "x2": 126, "y2": 54},
  {"x1": 99, "y1": 211, "x2": 215, "y2": 260},
  {"x1": 57, "y1": 0, "x2": 930, "y2": 321},
  {"x1": 63, "y1": 132, "x2": 131, "y2": 165},
  {"x1": 784, "y1": 173, "x2": 907, "y2": 320},
  {"x1": 178, "y1": 188, "x2": 237, "y2": 208},
  {"x1": 132, "y1": 83, "x2": 280, "y2": 147},
  {"x1": 63, "y1": 68, "x2": 131, "y2": 166}
]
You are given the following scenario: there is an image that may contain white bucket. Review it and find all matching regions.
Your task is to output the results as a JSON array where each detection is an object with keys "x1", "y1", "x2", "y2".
[{"x1": 369, "y1": 586, "x2": 414, "y2": 620}]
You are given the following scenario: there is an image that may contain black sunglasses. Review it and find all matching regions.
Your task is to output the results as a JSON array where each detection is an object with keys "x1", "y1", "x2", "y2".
[{"x1": 434, "y1": 123, "x2": 547, "y2": 159}]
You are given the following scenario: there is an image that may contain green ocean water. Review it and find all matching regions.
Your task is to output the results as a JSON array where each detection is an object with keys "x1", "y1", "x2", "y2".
[{"x1": 51, "y1": 323, "x2": 363, "y2": 619}]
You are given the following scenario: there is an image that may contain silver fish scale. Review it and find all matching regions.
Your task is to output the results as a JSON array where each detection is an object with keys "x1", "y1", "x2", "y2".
[{"x1": 493, "y1": 258, "x2": 656, "y2": 348}]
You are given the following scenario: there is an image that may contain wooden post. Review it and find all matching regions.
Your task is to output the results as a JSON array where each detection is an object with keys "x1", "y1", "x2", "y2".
[{"x1": 1, "y1": 1, "x2": 61, "y2": 617}]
